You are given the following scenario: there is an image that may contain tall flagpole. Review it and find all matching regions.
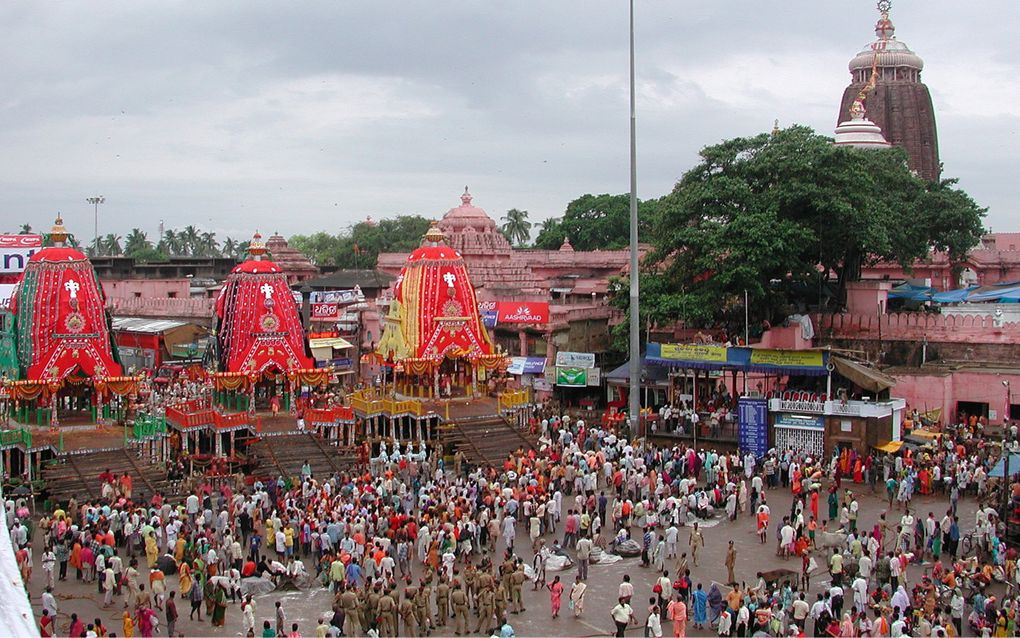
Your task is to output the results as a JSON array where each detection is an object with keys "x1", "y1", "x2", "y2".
[{"x1": 628, "y1": 0, "x2": 641, "y2": 435}]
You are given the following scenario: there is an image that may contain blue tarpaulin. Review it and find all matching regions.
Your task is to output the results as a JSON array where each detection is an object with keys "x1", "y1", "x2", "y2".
[
  {"x1": 989, "y1": 453, "x2": 1020, "y2": 478},
  {"x1": 889, "y1": 283, "x2": 935, "y2": 301},
  {"x1": 931, "y1": 286, "x2": 978, "y2": 303}
]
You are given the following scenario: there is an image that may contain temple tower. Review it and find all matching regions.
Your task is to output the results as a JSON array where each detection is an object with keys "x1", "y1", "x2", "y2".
[{"x1": 837, "y1": 1, "x2": 940, "y2": 180}]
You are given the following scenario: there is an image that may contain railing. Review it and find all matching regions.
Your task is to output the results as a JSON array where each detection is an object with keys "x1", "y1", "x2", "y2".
[
  {"x1": 769, "y1": 399, "x2": 826, "y2": 414},
  {"x1": 165, "y1": 406, "x2": 215, "y2": 429},
  {"x1": 498, "y1": 389, "x2": 531, "y2": 412},
  {"x1": 131, "y1": 415, "x2": 167, "y2": 440},
  {"x1": 0, "y1": 428, "x2": 32, "y2": 449},
  {"x1": 305, "y1": 406, "x2": 356, "y2": 425},
  {"x1": 213, "y1": 412, "x2": 250, "y2": 430}
]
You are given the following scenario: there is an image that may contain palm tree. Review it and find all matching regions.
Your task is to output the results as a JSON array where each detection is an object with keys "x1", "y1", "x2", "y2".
[
  {"x1": 101, "y1": 233, "x2": 123, "y2": 256},
  {"x1": 500, "y1": 208, "x2": 532, "y2": 246},
  {"x1": 124, "y1": 228, "x2": 151, "y2": 256},
  {"x1": 181, "y1": 225, "x2": 201, "y2": 256},
  {"x1": 199, "y1": 231, "x2": 219, "y2": 257},
  {"x1": 18, "y1": 223, "x2": 32, "y2": 234},
  {"x1": 159, "y1": 229, "x2": 181, "y2": 255},
  {"x1": 221, "y1": 237, "x2": 241, "y2": 260}
]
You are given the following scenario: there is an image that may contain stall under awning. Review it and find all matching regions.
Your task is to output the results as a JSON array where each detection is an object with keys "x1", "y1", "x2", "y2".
[
  {"x1": 873, "y1": 440, "x2": 903, "y2": 453},
  {"x1": 832, "y1": 357, "x2": 896, "y2": 393},
  {"x1": 309, "y1": 336, "x2": 354, "y2": 350}
]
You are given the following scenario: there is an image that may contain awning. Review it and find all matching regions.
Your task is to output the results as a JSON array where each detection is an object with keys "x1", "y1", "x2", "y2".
[
  {"x1": 908, "y1": 428, "x2": 941, "y2": 440},
  {"x1": 308, "y1": 337, "x2": 354, "y2": 350},
  {"x1": 832, "y1": 357, "x2": 896, "y2": 393},
  {"x1": 874, "y1": 441, "x2": 903, "y2": 453}
]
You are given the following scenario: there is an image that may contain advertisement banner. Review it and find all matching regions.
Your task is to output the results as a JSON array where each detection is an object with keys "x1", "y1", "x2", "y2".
[
  {"x1": 556, "y1": 366, "x2": 588, "y2": 387},
  {"x1": 496, "y1": 301, "x2": 550, "y2": 324},
  {"x1": 774, "y1": 413, "x2": 825, "y2": 430},
  {"x1": 310, "y1": 302, "x2": 342, "y2": 321},
  {"x1": 310, "y1": 289, "x2": 363, "y2": 305},
  {"x1": 0, "y1": 234, "x2": 42, "y2": 274},
  {"x1": 749, "y1": 349, "x2": 823, "y2": 367},
  {"x1": 555, "y1": 351, "x2": 596, "y2": 369},
  {"x1": 738, "y1": 397, "x2": 769, "y2": 458},
  {"x1": 660, "y1": 343, "x2": 728, "y2": 363},
  {"x1": 586, "y1": 367, "x2": 601, "y2": 387},
  {"x1": 507, "y1": 357, "x2": 547, "y2": 375}
]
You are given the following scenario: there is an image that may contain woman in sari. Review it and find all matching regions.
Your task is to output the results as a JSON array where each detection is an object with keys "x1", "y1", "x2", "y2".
[
  {"x1": 212, "y1": 582, "x2": 229, "y2": 627},
  {"x1": 547, "y1": 575, "x2": 564, "y2": 618},
  {"x1": 144, "y1": 532, "x2": 159, "y2": 569},
  {"x1": 178, "y1": 562, "x2": 193, "y2": 597},
  {"x1": 569, "y1": 575, "x2": 587, "y2": 617},
  {"x1": 122, "y1": 611, "x2": 135, "y2": 638},
  {"x1": 853, "y1": 458, "x2": 863, "y2": 484},
  {"x1": 70, "y1": 540, "x2": 83, "y2": 581},
  {"x1": 839, "y1": 612, "x2": 856, "y2": 638},
  {"x1": 918, "y1": 468, "x2": 931, "y2": 495}
]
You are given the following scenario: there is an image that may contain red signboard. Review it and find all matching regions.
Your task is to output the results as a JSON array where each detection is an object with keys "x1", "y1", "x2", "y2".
[
  {"x1": 310, "y1": 302, "x2": 341, "y2": 321},
  {"x1": 496, "y1": 301, "x2": 549, "y2": 324}
]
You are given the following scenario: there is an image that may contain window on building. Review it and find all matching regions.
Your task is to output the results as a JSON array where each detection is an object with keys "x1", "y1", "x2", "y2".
[{"x1": 168, "y1": 292, "x2": 177, "y2": 298}]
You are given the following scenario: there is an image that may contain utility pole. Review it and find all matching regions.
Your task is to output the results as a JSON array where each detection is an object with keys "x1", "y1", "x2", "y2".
[
  {"x1": 87, "y1": 196, "x2": 105, "y2": 254},
  {"x1": 627, "y1": 0, "x2": 641, "y2": 436}
]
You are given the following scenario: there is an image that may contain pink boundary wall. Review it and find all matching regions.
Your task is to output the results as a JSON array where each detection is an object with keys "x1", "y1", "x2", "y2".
[{"x1": 812, "y1": 312, "x2": 1020, "y2": 344}]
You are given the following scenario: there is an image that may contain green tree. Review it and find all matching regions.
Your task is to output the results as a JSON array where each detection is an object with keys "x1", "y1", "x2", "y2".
[
  {"x1": 534, "y1": 194, "x2": 658, "y2": 251},
  {"x1": 290, "y1": 215, "x2": 432, "y2": 269},
  {"x1": 124, "y1": 228, "x2": 151, "y2": 256},
  {"x1": 18, "y1": 223, "x2": 32, "y2": 234},
  {"x1": 158, "y1": 229, "x2": 182, "y2": 255},
  {"x1": 180, "y1": 225, "x2": 201, "y2": 256},
  {"x1": 533, "y1": 217, "x2": 564, "y2": 249},
  {"x1": 100, "y1": 233, "x2": 123, "y2": 256},
  {"x1": 221, "y1": 237, "x2": 243, "y2": 260},
  {"x1": 620, "y1": 125, "x2": 986, "y2": 335},
  {"x1": 499, "y1": 209, "x2": 532, "y2": 246}
]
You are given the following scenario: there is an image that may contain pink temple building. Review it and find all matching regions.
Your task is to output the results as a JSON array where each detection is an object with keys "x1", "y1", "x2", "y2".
[{"x1": 377, "y1": 188, "x2": 638, "y2": 363}]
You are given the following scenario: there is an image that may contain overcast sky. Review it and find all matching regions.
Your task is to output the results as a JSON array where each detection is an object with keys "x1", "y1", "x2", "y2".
[{"x1": 1, "y1": 1, "x2": 1016, "y2": 242}]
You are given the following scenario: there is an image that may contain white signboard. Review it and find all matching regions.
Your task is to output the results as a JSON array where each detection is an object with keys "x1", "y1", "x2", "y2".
[
  {"x1": 0, "y1": 235, "x2": 42, "y2": 274},
  {"x1": 555, "y1": 351, "x2": 595, "y2": 369}
]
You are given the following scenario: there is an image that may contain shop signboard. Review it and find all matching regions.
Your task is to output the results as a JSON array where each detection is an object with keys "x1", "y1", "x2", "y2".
[
  {"x1": 507, "y1": 357, "x2": 547, "y2": 375},
  {"x1": 310, "y1": 302, "x2": 342, "y2": 321},
  {"x1": 555, "y1": 351, "x2": 595, "y2": 369},
  {"x1": 660, "y1": 343, "x2": 728, "y2": 363},
  {"x1": 310, "y1": 289, "x2": 363, "y2": 305},
  {"x1": 556, "y1": 366, "x2": 588, "y2": 387},
  {"x1": 749, "y1": 349, "x2": 823, "y2": 367},
  {"x1": 773, "y1": 413, "x2": 825, "y2": 430},
  {"x1": 738, "y1": 397, "x2": 768, "y2": 458},
  {"x1": 586, "y1": 366, "x2": 601, "y2": 386}
]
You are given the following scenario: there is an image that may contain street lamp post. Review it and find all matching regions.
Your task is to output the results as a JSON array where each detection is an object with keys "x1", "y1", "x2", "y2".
[
  {"x1": 627, "y1": 0, "x2": 641, "y2": 437},
  {"x1": 86, "y1": 196, "x2": 105, "y2": 253}
]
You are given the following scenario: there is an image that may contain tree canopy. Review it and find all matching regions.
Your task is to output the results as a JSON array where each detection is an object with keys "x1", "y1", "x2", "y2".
[
  {"x1": 500, "y1": 209, "x2": 531, "y2": 246},
  {"x1": 534, "y1": 193, "x2": 658, "y2": 251},
  {"x1": 615, "y1": 125, "x2": 986, "y2": 335},
  {"x1": 290, "y1": 215, "x2": 432, "y2": 269}
]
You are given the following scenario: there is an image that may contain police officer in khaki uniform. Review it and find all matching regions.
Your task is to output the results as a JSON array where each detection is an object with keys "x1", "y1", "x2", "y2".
[
  {"x1": 399, "y1": 588, "x2": 417, "y2": 637},
  {"x1": 450, "y1": 581, "x2": 469, "y2": 636},
  {"x1": 509, "y1": 563, "x2": 527, "y2": 613},
  {"x1": 435, "y1": 577, "x2": 451, "y2": 626},
  {"x1": 340, "y1": 585, "x2": 362, "y2": 637},
  {"x1": 414, "y1": 581, "x2": 431, "y2": 636},
  {"x1": 376, "y1": 588, "x2": 396, "y2": 638},
  {"x1": 473, "y1": 585, "x2": 496, "y2": 635}
]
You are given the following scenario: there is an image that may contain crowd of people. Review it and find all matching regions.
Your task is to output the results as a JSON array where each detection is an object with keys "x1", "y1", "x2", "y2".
[{"x1": 9, "y1": 397, "x2": 1020, "y2": 637}]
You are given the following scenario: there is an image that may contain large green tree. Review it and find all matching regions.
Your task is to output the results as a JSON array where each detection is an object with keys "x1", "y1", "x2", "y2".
[
  {"x1": 620, "y1": 125, "x2": 986, "y2": 335},
  {"x1": 534, "y1": 193, "x2": 658, "y2": 250},
  {"x1": 290, "y1": 215, "x2": 432, "y2": 269}
]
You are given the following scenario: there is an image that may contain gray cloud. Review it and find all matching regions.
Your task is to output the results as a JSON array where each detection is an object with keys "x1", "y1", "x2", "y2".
[{"x1": 0, "y1": 0, "x2": 1015, "y2": 240}]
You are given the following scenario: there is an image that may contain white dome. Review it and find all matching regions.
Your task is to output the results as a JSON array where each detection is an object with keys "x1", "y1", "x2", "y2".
[{"x1": 834, "y1": 113, "x2": 892, "y2": 149}]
